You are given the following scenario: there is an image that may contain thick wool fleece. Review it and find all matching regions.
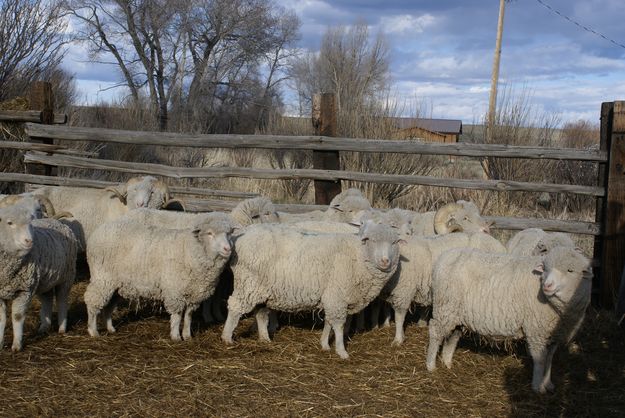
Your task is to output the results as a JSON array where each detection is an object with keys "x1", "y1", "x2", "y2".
[{"x1": 507, "y1": 228, "x2": 576, "y2": 256}]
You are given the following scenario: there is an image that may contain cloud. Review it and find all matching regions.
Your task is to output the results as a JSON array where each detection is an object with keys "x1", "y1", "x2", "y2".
[{"x1": 379, "y1": 14, "x2": 436, "y2": 35}]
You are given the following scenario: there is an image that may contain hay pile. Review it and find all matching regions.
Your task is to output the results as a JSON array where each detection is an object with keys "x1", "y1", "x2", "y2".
[{"x1": 0, "y1": 281, "x2": 623, "y2": 417}]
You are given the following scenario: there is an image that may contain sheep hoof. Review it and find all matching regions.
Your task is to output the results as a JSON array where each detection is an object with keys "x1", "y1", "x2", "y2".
[
  {"x1": 170, "y1": 334, "x2": 182, "y2": 342},
  {"x1": 58, "y1": 328, "x2": 66, "y2": 335},
  {"x1": 391, "y1": 338, "x2": 403, "y2": 347},
  {"x1": 426, "y1": 362, "x2": 436, "y2": 372},
  {"x1": 321, "y1": 344, "x2": 331, "y2": 351},
  {"x1": 336, "y1": 350, "x2": 349, "y2": 360},
  {"x1": 221, "y1": 336, "x2": 234, "y2": 345},
  {"x1": 87, "y1": 328, "x2": 99, "y2": 338},
  {"x1": 182, "y1": 333, "x2": 192, "y2": 341},
  {"x1": 106, "y1": 325, "x2": 116, "y2": 334},
  {"x1": 11, "y1": 343, "x2": 22, "y2": 353}
]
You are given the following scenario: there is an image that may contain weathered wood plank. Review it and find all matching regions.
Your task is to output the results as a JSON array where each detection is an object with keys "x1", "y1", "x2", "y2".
[
  {"x1": 0, "y1": 141, "x2": 97, "y2": 157},
  {"x1": 0, "y1": 110, "x2": 42, "y2": 122},
  {"x1": 23, "y1": 153, "x2": 605, "y2": 197},
  {"x1": 0, "y1": 172, "x2": 257, "y2": 199},
  {"x1": 24, "y1": 123, "x2": 608, "y2": 162},
  {"x1": 483, "y1": 216, "x2": 600, "y2": 236},
  {"x1": 0, "y1": 110, "x2": 67, "y2": 123},
  {"x1": 600, "y1": 100, "x2": 625, "y2": 308}
]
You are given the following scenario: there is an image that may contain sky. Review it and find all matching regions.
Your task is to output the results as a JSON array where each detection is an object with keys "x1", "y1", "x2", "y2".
[{"x1": 63, "y1": 0, "x2": 625, "y2": 125}]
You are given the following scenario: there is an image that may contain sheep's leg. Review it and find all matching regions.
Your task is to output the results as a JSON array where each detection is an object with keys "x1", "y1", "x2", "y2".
[
  {"x1": 416, "y1": 306, "x2": 430, "y2": 327},
  {"x1": 330, "y1": 319, "x2": 349, "y2": 359},
  {"x1": 38, "y1": 290, "x2": 54, "y2": 334},
  {"x1": 370, "y1": 300, "x2": 380, "y2": 329},
  {"x1": 201, "y1": 299, "x2": 214, "y2": 324},
  {"x1": 170, "y1": 312, "x2": 183, "y2": 341},
  {"x1": 102, "y1": 293, "x2": 121, "y2": 334},
  {"x1": 182, "y1": 304, "x2": 198, "y2": 340},
  {"x1": 392, "y1": 306, "x2": 408, "y2": 346},
  {"x1": 222, "y1": 293, "x2": 252, "y2": 344},
  {"x1": 267, "y1": 310, "x2": 279, "y2": 334},
  {"x1": 55, "y1": 283, "x2": 72, "y2": 334},
  {"x1": 426, "y1": 318, "x2": 452, "y2": 372},
  {"x1": 381, "y1": 303, "x2": 392, "y2": 328},
  {"x1": 541, "y1": 345, "x2": 558, "y2": 392},
  {"x1": 0, "y1": 300, "x2": 6, "y2": 349},
  {"x1": 344, "y1": 315, "x2": 353, "y2": 333},
  {"x1": 211, "y1": 295, "x2": 225, "y2": 323},
  {"x1": 320, "y1": 321, "x2": 332, "y2": 351},
  {"x1": 11, "y1": 292, "x2": 32, "y2": 352},
  {"x1": 441, "y1": 329, "x2": 462, "y2": 368},
  {"x1": 354, "y1": 310, "x2": 366, "y2": 333},
  {"x1": 84, "y1": 282, "x2": 116, "y2": 338},
  {"x1": 528, "y1": 342, "x2": 548, "y2": 393},
  {"x1": 255, "y1": 308, "x2": 271, "y2": 342}
]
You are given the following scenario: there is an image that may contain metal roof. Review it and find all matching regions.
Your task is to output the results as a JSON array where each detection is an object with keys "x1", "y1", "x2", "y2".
[{"x1": 391, "y1": 117, "x2": 462, "y2": 135}]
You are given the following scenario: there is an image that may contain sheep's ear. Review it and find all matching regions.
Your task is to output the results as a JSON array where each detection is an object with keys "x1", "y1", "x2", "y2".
[
  {"x1": 574, "y1": 246, "x2": 584, "y2": 254},
  {"x1": 532, "y1": 262, "x2": 544, "y2": 275},
  {"x1": 397, "y1": 238, "x2": 407, "y2": 245},
  {"x1": 361, "y1": 236, "x2": 369, "y2": 245}
]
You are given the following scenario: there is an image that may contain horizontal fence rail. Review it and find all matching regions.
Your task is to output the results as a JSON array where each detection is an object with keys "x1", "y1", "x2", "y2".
[
  {"x1": 25, "y1": 123, "x2": 608, "y2": 162},
  {"x1": 0, "y1": 172, "x2": 258, "y2": 199},
  {"x1": 0, "y1": 140, "x2": 97, "y2": 157},
  {"x1": 0, "y1": 110, "x2": 66, "y2": 124},
  {"x1": 23, "y1": 153, "x2": 605, "y2": 197}
]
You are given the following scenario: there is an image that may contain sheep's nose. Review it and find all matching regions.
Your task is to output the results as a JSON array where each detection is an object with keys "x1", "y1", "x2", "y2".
[
  {"x1": 23, "y1": 238, "x2": 33, "y2": 247},
  {"x1": 379, "y1": 256, "x2": 390, "y2": 268}
]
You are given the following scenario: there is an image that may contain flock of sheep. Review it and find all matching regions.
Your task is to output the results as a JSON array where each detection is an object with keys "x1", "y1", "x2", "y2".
[{"x1": 0, "y1": 176, "x2": 592, "y2": 394}]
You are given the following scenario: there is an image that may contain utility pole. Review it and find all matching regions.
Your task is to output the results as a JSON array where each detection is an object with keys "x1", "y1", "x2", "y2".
[{"x1": 486, "y1": 0, "x2": 507, "y2": 144}]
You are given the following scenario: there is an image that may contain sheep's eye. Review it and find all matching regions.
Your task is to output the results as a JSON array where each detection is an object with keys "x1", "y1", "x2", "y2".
[
  {"x1": 251, "y1": 214, "x2": 260, "y2": 219},
  {"x1": 6, "y1": 221, "x2": 12, "y2": 226},
  {"x1": 567, "y1": 268, "x2": 575, "y2": 273},
  {"x1": 464, "y1": 216, "x2": 469, "y2": 221}
]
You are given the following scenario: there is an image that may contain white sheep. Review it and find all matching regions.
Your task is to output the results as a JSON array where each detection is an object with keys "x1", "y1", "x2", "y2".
[
  {"x1": 382, "y1": 231, "x2": 506, "y2": 344},
  {"x1": 426, "y1": 246, "x2": 592, "y2": 393},
  {"x1": 84, "y1": 212, "x2": 236, "y2": 340},
  {"x1": 221, "y1": 221, "x2": 402, "y2": 359},
  {"x1": 32, "y1": 176, "x2": 177, "y2": 250},
  {"x1": 507, "y1": 228, "x2": 576, "y2": 256},
  {"x1": 0, "y1": 202, "x2": 77, "y2": 351}
]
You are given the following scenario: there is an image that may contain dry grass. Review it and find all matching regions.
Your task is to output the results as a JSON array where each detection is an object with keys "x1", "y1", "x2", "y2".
[{"x1": 0, "y1": 281, "x2": 623, "y2": 417}]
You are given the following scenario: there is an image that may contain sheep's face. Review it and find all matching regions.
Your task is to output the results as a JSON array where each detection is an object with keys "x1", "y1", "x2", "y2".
[
  {"x1": 359, "y1": 221, "x2": 402, "y2": 272},
  {"x1": 453, "y1": 202, "x2": 491, "y2": 234},
  {"x1": 0, "y1": 207, "x2": 34, "y2": 257},
  {"x1": 538, "y1": 247, "x2": 592, "y2": 302},
  {"x1": 193, "y1": 218, "x2": 235, "y2": 259},
  {"x1": 126, "y1": 177, "x2": 169, "y2": 209}
]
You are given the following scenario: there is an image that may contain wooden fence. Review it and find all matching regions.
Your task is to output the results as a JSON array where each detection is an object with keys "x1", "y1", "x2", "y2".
[{"x1": 0, "y1": 85, "x2": 624, "y2": 311}]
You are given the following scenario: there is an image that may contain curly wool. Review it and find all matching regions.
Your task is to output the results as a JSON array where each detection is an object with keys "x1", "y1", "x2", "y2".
[
  {"x1": 85, "y1": 214, "x2": 233, "y2": 314},
  {"x1": 0, "y1": 217, "x2": 77, "y2": 350},
  {"x1": 227, "y1": 224, "x2": 399, "y2": 319}
]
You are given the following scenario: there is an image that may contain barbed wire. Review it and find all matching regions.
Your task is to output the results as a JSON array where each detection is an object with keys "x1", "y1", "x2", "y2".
[{"x1": 535, "y1": 0, "x2": 625, "y2": 50}]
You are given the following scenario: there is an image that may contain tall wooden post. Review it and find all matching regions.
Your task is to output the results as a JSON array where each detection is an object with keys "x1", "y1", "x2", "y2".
[
  {"x1": 27, "y1": 81, "x2": 56, "y2": 177},
  {"x1": 600, "y1": 101, "x2": 625, "y2": 308},
  {"x1": 593, "y1": 102, "x2": 613, "y2": 303},
  {"x1": 312, "y1": 93, "x2": 341, "y2": 205}
]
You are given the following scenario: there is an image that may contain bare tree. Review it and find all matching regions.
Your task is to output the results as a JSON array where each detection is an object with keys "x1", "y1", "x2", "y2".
[
  {"x1": 289, "y1": 21, "x2": 390, "y2": 117},
  {"x1": 0, "y1": 0, "x2": 68, "y2": 101},
  {"x1": 65, "y1": 0, "x2": 187, "y2": 130},
  {"x1": 255, "y1": 9, "x2": 300, "y2": 129}
]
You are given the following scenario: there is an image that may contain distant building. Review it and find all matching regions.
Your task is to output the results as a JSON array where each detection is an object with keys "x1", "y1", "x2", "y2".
[{"x1": 391, "y1": 118, "x2": 462, "y2": 143}]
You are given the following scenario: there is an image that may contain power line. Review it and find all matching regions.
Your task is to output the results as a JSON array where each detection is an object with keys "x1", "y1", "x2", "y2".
[{"x1": 535, "y1": 0, "x2": 625, "y2": 50}]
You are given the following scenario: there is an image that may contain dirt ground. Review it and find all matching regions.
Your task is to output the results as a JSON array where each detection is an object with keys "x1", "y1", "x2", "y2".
[{"x1": 0, "y1": 281, "x2": 623, "y2": 418}]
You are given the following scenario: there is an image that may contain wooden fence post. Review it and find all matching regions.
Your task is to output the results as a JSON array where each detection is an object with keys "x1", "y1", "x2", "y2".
[
  {"x1": 600, "y1": 101, "x2": 625, "y2": 309},
  {"x1": 312, "y1": 93, "x2": 341, "y2": 205},
  {"x1": 593, "y1": 102, "x2": 613, "y2": 303},
  {"x1": 27, "y1": 81, "x2": 56, "y2": 177}
]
